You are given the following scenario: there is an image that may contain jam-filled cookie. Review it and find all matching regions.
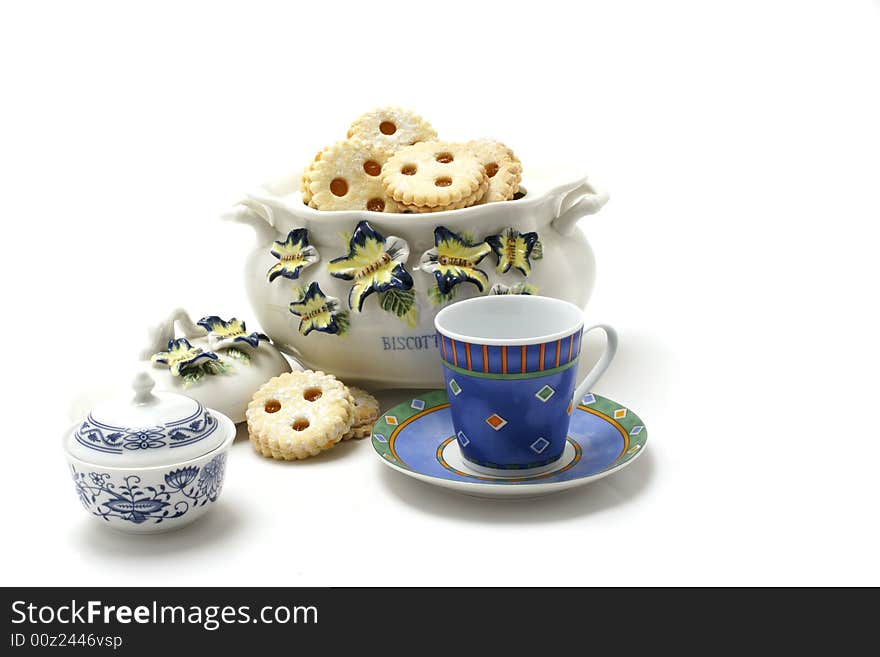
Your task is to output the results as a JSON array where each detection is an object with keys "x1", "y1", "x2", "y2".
[
  {"x1": 341, "y1": 386, "x2": 380, "y2": 440},
  {"x1": 380, "y1": 141, "x2": 488, "y2": 209},
  {"x1": 246, "y1": 370, "x2": 355, "y2": 460},
  {"x1": 466, "y1": 139, "x2": 522, "y2": 203},
  {"x1": 397, "y1": 177, "x2": 489, "y2": 212},
  {"x1": 348, "y1": 106, "x2": 437, "y2": 153},
  {"x1": 300, "y1": 149, "x2": 325, "y2": 205},
  {"x1": 307, "y1": 139, "x2": 402, "y2": 212}
]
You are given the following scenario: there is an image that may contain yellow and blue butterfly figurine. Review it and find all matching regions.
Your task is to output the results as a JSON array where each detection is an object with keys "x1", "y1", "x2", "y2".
[
  {"x1": 288, "y1": 282, "x2": 346, "y2": 336},
  {"x1": 197, "y1": 316, "x2": 269, "y2": 350},
  {"x1": 419, "y1": 226, "x2": 492, "y2": 294},
  {"x1": 485, "y1": 227, "x2": 539, "y2": 277},
  {"x1": 150, "y1": 338, "x2": 219, "y2": 377},
  {"x1": 327, "y1": 220, "x2": 413, "y2": 313},
  {"x1": 267, "y1": 228, "x2": 320, "y2": 282}
]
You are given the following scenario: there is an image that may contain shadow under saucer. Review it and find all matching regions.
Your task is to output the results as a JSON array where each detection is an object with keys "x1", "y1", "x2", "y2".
[{"x1": 378, "y1": 446, "x2": 656, "y2": 523}]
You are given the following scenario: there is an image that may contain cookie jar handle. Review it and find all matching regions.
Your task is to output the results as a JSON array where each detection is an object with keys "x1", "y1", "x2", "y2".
[
  {"x1": 550, "y1": 178, "x2": 609, "y2": 236},
  {"x1": 571, "y1": 324, "x2": 618, "y2": 405},
  {"x1": 222, "y1": 198, "x2": 282, "y2": 245},
  {"x1": 139, "y1": 308, "x2": 206, "y2": 360}
]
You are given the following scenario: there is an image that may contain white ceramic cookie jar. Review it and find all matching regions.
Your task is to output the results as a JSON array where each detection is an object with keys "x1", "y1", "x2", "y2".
[
  {"x1": 140, "y1": 309, "x2": 292, "y2": 423},
  {"x1": 224, "y1": 170, "x2": 608, "y2": 388}
]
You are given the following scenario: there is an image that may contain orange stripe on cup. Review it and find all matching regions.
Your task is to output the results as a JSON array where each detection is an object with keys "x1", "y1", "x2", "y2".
[
  {"x1": 555, "y1": 340, "x2": 561, "y2": 367},
  {"x1": 568, "y1": 334, "x2": 574, "y2": 362},
  {"x1": 451, "y1": 339, "x2": 458, "y2": 367},
  {"x1": 521, "y1": 345, "x2": 527, "y2": 373},
  {"x1": 441, "y1": 336, "x2": 447, "y2": 360},
  {"x1": 539, "y1": 343, "x2": 546, "y2": 371},
  {"x1": 465, "y1": 342, "x2": 472, "y2": 370},
  {"x1": 482, "y1": 344, "x2": 489, "y2": 373},
  {"x1": 501, "y1": 346, "x2": 507, "y2": 374}
]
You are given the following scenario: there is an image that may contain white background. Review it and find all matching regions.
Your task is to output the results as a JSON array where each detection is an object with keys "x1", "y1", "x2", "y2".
[{"x1": 2, "y1": 1, "x2": 878, "y2": 586}]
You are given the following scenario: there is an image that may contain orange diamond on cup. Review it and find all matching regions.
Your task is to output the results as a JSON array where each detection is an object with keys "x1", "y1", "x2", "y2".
[{"x1": 485, "y1": 414, "x2": 508, "y2": 431}]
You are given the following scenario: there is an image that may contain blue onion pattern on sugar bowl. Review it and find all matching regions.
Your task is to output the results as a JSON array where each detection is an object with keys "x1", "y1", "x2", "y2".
[{"x1": 63, "y1": 372, "x2": 236, "y2": 534}]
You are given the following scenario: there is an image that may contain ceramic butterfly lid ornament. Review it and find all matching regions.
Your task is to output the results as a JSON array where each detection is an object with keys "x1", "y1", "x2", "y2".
[
  {"x1": 141, "y1": 308, "x2": 292, "y2": 423},
  {"x1": 65, "y1": 372, "x2": 233, "y2": 468}
]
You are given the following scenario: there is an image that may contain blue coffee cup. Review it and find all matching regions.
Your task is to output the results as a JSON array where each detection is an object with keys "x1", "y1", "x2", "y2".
[{"x1": 434, "y1": 295, "x2": 617, "y2": 473}]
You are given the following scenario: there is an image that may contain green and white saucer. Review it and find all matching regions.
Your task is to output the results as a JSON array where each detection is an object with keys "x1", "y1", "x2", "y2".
[{"x1": 371, "y1": 390, "x2": 647, "y2": 499}]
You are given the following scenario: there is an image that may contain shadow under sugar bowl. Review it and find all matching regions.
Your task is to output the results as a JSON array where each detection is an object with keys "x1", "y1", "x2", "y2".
[{"x1": 434, "y1": 295, "x2": 617, "y2": 473}]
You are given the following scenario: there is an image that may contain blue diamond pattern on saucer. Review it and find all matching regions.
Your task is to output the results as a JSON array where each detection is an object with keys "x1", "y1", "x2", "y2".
[
  {"x1": 371, "y1": 390, "x2": 648, "y2": 495},
  {"x1": 582, "y1": 393, "x2": 596, "y2": 404},
  {"x1": 411, "y1": 399, "x2": 426, "y2": 411}
]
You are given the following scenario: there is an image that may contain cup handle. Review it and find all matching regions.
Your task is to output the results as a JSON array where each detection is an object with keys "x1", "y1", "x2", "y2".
[{"x1": 571, "y1": 324, "x2": 618, "y2": 405}]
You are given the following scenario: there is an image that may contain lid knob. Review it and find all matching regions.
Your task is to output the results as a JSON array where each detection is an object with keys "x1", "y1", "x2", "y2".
[{"x1": 132, "y1": 372, "x2": 157, "y2": 405}]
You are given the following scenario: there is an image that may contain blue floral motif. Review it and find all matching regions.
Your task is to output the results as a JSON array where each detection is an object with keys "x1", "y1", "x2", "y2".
[
  {"x1": 122, "y1": 428, "x2": 167, "y2": 450},
  {"x1": 70, "y1": 452, "x2": 228, "y2": 525},
  {"x1": 164, "y1": 466, "x2": 199, "y2": 490},
  {"x1": 78, "y1": 423, "x2": 123, "y2": 451},
  {"x1": 74, "y1": 477, "x2": 91, "y2": 509},
  {"x1": 102, "y1": 495, "x2": 171, "y2": 523},
  {"x1": 75, "y1": 407, "x2": 217, "y2": 455},
  {"x1": 165, "y1": 413, "x2": 217, "y2": 445},
  {"x1": 196, "y1": 453, "x2": 226, "y2": 501}
]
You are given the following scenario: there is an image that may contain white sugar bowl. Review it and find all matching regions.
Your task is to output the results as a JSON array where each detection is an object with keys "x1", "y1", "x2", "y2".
[{"x1": 64, "y1": 372, "x2": 236, "y2": 534}]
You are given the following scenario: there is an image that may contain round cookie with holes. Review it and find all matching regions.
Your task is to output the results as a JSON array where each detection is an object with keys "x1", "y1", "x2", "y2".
[
  {"x1": 381, "y1": 141, "x2": 488, "y2": 209},
  {"x1": 246, "y1": 370, "x2": 355, "y2": 460},
  {"x1": 301, "y1": 149, "x2": 326, "y2": 205},
  {"x1": 307, "y1": 139, "x2": 402, "y2": 212},
  {"x1": 397, "y1": 177, "x2": 489, "y2": 212},
  {"x1": 341, "y1": 386, "x2": 380, "y2": 440},
  {"x1": 348, "y1": 107, "x2": 437, "y2": 153},
  {"x1": 466, "y1": 139, "x2": 522, "y2": 203}
]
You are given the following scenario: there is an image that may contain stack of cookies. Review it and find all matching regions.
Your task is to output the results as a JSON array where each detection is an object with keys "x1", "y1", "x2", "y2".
[
  {"x1": 302, "y1": 107, "x2": 522, "y2": 213},
  {"x1": 246, "y1": 370, "x2": 379, "y2": 460}
]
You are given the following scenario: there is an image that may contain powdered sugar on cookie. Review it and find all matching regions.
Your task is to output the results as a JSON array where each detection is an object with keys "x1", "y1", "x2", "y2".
[
  {"x1": 246, "y1": 370, "x2": 355, "y2": 460},
  {"x1": 348, "y1": 107, "x2": 437, "y2": 153},
  {"x1": 308, "y1": 139, "x2": 401, "y2": 212},
  {"x1": 381, "y1": 141, "x2": 487, "y2": 208},
  {"x1": 466, "y1": 139, "x2": 522, "y2": 203}
]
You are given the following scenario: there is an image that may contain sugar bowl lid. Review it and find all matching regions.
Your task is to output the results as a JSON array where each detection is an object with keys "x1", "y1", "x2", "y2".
[{"x1": 65, "y1": 372, "x2": 231, "y2": 467}]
